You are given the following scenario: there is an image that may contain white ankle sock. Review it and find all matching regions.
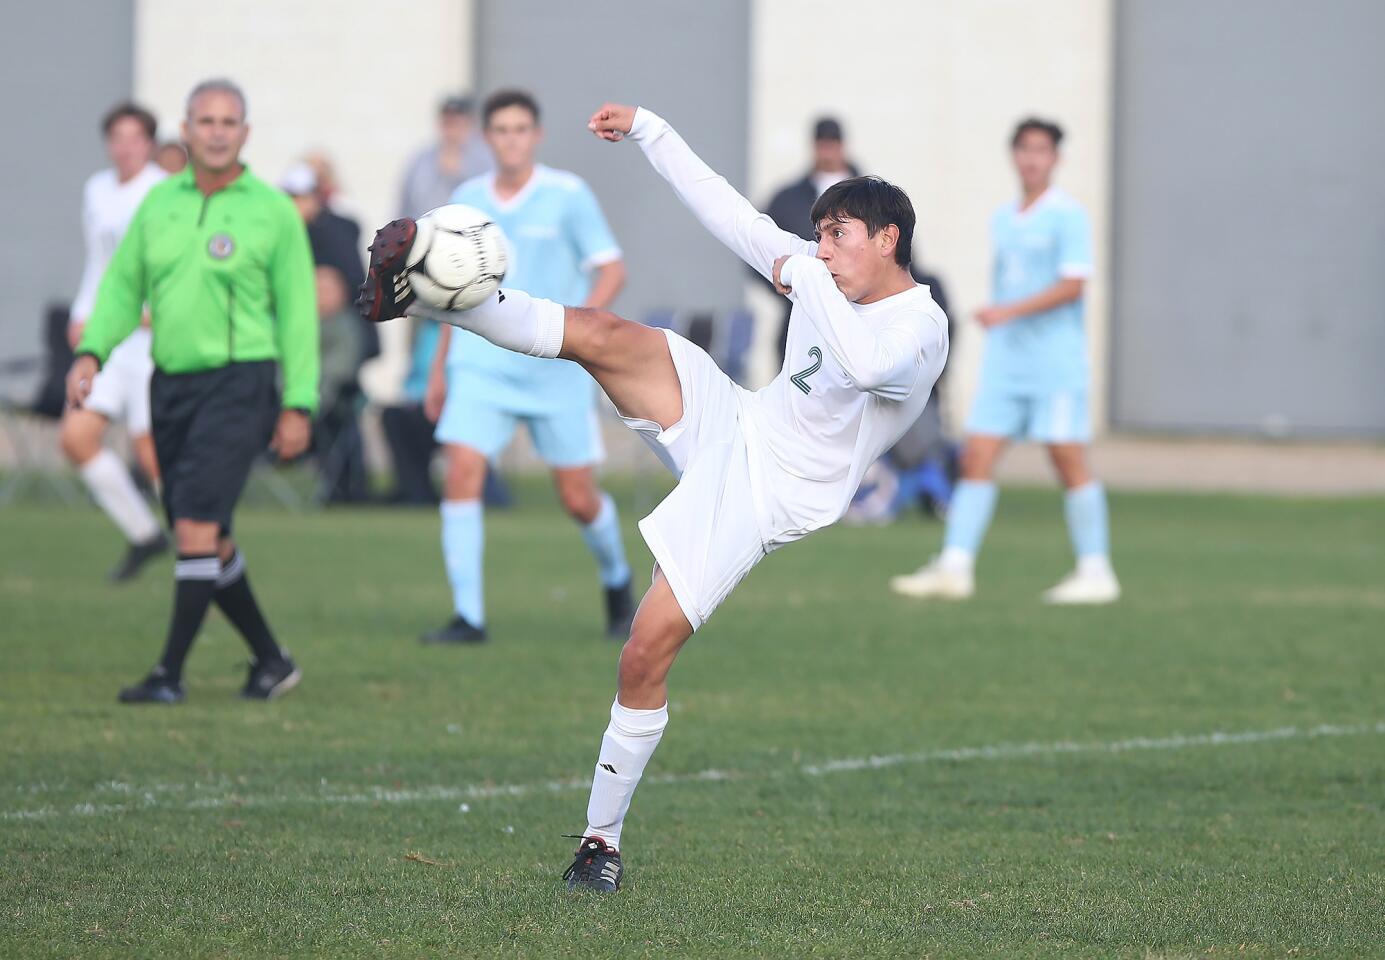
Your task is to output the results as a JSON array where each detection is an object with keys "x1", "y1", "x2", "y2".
[
  {"x1": 583, "y1": 698, "x2": 668, "y2": 850},
  {"x1": 938, "y1": 546, "x2": 975, "y2": 574},
  {"x1": 1078, "y1": 554, "x2": 1114, "y2": 579},
  {"x1": 80, "y1": 449, "x2": 161, "y2": 544},
  {"x1": 417, "y1": 288, "x2": 565, "y2": 358}
]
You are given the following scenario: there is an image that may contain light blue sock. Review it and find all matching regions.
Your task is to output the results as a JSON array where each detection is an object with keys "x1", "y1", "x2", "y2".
[
  {"x1": 943, "y1": 480, "x2": 999, "y2": 555},
  {"x1": 441, "y1": 499, "x2": 484, "y2": 626},
  {"x1": 581, "y1": 493, "x2": 631, "y2": 589},
  {"x1": 1064, "y1": 482, "x2": 1110, "y2": 559}
]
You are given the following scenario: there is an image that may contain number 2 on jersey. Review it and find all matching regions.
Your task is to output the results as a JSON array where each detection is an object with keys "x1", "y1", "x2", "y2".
[{"x1": 791, "y1": 346, "x2": 823, "y2": 395}]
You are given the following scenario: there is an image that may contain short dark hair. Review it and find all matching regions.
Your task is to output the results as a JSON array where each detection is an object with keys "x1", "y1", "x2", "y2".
[
  {"x1": 102, "y1": 102, "x2": 157, "y2": 141},
  {"x1": 483, "y1": 89, "x2": 541, "y2": 128},
  {"x1": 809, "y1": 176, "x2": 915, "y2": 268},
  {"x1": 1011, "y1": 117, "x2": 1063, "y2": 148},
  {"x1": 440, "y1": 95, "x2": 475, "y2": 116}
]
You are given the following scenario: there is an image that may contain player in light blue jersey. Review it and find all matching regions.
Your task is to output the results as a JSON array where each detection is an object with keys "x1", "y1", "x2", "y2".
[
  {"x1": 892, "y1": 117, "x2": 1119, "y2": 604},
  {"x1": 422, "y1": 90, "x2": 634, "y2": 644}
]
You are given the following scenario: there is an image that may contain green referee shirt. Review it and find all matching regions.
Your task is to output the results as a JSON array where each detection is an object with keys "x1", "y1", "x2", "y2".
[{"x1": 78, "y1": 164, "x2": 320, "y2": 412}]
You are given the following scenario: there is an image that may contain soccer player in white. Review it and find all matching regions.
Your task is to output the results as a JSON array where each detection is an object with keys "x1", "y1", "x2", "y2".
[
  {"x1": 60, "y1": 103, "x2": 169, "y2": 582},
  {"x1": 360, "y1": 102, "x2": 948, "y2": 891}
]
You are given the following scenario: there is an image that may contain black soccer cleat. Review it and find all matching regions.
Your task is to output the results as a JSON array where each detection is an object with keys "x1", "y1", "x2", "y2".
[
  {"x1": 357, "y1": 218, "x2": 418, "y2": 323},
  {"x1": 108, "y1": 532, "x2": 170, "y2": 583},
  {"x1": 562, "y1": 835, "x2": 623, "y2": 892},
  {"x1": 118, "y1": 668, "x2": 185, "y2": 705},
  {"x1": 241, "y1": 656, "x2": 302, "y2": 700},
  {"x1": 419, "y1": 615, "x2": 488, "y2": 646},
  {"x1": 605, "y1": 579, "x2": 635, "y2": 640}
]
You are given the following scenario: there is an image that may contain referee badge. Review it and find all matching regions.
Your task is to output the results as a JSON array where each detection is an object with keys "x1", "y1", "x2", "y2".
[{"x1": 208, "y1": 233, "x2": 236, "y2": 260}]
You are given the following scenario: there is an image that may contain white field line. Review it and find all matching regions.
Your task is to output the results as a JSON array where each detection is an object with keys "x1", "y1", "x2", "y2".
[{"x1": 3, "y1": 721, "x2": 1380, "y2": 823}]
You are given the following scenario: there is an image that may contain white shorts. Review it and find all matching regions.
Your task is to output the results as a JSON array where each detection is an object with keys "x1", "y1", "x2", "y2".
[
  {"x1": 85, "y1": 328, "x2": 153, "y2": 435},
  {"x1": 621, "y1": 330, "x2": 767, "y2": 632}
]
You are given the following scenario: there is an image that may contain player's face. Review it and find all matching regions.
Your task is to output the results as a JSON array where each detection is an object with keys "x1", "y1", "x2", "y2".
[
  {"x1": 815, "y1": 216, "x2": 893, "y2": 302},
  {"x1": 182, "y1": 91, "x2": 249, "y2": 175},
  {"x1": 439, "y1": 112, "x2": 471, "y2": 149},
  {"x1": 1012, "y1": 129, "x2": 1058, "y2": 193},
  {"x1": 156, "y1": 142, "x2": 188, "y2": 173},
  {"x1": 485, "y1": 106, "x2": 541, "y2": 172},
  {"x1": 105, "y1": 117, "x2": 154, "y2": 181}
]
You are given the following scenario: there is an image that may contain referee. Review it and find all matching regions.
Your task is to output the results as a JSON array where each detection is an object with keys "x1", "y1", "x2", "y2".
[{"x1": 66, "y1": 79, "x2": 319, "y2": 704}]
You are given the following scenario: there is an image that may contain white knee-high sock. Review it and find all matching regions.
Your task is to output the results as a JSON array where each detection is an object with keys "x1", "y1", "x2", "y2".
[
  {"x1": 415, "y1": 289, "x2": 565, "y2": 359},
  {"x1": 583, "y1": 698, "x2": 668, "y2": 850},
  {"x1": 80, "y1": 449, "x2": 161, "y2": 544}
]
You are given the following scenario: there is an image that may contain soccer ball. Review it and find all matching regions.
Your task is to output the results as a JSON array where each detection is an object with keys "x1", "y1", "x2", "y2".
[{"x1": 406, "y1": 204, "x2": 508, "y2": 312}]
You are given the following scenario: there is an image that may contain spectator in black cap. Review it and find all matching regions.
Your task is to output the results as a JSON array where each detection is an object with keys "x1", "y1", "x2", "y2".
[
  {"x1": 397, "y1": 94, "x2": 494, "y2": 218},
  {"x1": 764, "y1": 117, "x2": 860, "y2": 362}
]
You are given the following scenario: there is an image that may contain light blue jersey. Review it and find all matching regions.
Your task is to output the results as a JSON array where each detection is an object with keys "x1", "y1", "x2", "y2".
[
  {"x1": 445, "y1": 165, "x2": 621, "y2": 414},
  {"x1": 979, "y1": 188, "x2": 1092, "y2": 393}
]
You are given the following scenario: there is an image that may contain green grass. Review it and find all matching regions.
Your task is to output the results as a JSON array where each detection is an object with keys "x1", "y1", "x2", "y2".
[{"x1": 2, "y1": 480, "x2": 1382, "y2": 958}]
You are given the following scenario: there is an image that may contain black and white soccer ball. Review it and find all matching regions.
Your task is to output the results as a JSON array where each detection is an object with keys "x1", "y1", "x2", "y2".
[{"x1": 406, "y1": 204, "x2": 509, "y2": 311}]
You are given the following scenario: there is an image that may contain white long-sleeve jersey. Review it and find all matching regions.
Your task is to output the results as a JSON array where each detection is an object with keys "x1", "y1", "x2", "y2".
[
  {"x1": 71, "y1": 164, "x2": 166, "y2": 324},
  {"x1": 628, "y1": 109, "x2": 949, "y2": 544}
]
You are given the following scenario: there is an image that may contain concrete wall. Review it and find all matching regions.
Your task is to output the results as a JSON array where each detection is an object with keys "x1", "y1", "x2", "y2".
[
  {"x1": 133, "y1": 0, "x2": 477, "y2": 399},
  {"x1": 748, "y1": 0, "x2": 1113, "y2": 429},
  {"x1": 0, "y1": 1, "x2": 135, "y2": 386}
]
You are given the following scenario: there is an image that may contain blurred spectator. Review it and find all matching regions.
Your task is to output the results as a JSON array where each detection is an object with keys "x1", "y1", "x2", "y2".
[
  {"x1": 764, "y1": 117, "x2": 860, "y2": 362},
  {"x1": 281, "y1": 161, "x2": 377, "y2": 361},
  {"x1": 282, "y1": 164, "x2": 369, "y2": 502},
  {"x1": 397, "y1": 95, "x2": 493, "y2": 218},
  {"x1": 155, "y1": 141, "x2": 187, "y2": 173},
  {"x1": 379, "y1": 320, "x2": 442, "y2": 505},
  {"x1": 311, "y1": 264, "x2": 369, "y2": 503}
]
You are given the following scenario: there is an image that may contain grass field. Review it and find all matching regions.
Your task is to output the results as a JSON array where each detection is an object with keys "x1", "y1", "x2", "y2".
[{"x1": 3, "y1": 480, "x2": 1382, "y2": 958}]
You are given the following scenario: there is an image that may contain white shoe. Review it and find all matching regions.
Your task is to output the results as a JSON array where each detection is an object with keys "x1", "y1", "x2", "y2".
[
  {"x1": 1042, "y1": 569, "x2": 1121, "y2": 605},
  {"x1": 889, "y1": 559, "x2": 975, "y2": 600}
]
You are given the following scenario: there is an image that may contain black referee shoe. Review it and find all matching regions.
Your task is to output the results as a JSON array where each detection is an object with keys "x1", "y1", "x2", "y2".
[
  {"x1": 118, "y1": 668, "x2": 184, "y2": 705},
  {"x1": 419, "y1": 615, "x2": 488, "y2": 646},
  {"x1": 563, "y1": 836, "x2": 623, "y2": 893},
  {"x1": 605, "y1": 580, "x2": 635, "y2": 640},
  {"x1": 241, "y1": 656, "x2": 302, "y2": 700},
  {"x1": 108, "y1": 532, "x2": 170, "y2": 583}
]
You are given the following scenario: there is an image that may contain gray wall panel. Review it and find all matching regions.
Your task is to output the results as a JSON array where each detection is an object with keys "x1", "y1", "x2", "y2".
[
  {"x1": 0, "y1": 1, "x2": 135, "y2": 389},
  {"x1": 475, "y1": 0, "x2": 750, "y2": 324},
  {"x1": 1113, "y1": 0, "x2": 1385, "y2": 436}
]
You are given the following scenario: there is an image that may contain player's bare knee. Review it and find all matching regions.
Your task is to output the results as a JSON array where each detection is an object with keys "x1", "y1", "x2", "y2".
[
  {"x1": 960, "y1": 443, "x2": 997, "y2": 480},
  {"x1": 558, "y1": 483, "x2": 600, "y2": 524},
  {"x1": 173, "y1": 520, "x2": 218, "y2": 555}
]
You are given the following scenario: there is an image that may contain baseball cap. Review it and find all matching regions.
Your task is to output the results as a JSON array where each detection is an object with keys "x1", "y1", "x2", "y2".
[{"x1": 813, "y1": 117, "x2": 844, "y2": 142}]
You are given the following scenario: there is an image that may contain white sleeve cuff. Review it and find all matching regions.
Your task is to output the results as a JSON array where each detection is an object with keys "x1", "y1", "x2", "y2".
[
  {"x1": 779, "y1": 253, "x2": 821, "y2": 289},
  {"x1": 1058, "y1": 262, "x2": 1093, "y2": 279},
  {"x1": 628, "y1": 107, "x2": 664, "y2": 142},
  {"x1": 582, "y1": 247, "x2": 623, "y2": 270}
]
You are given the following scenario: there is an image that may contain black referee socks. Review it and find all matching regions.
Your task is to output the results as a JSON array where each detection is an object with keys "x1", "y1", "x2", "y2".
[
  {"x1": 157, "y1": 554, "x2": 220, "y2": 684},
  {"x1": 214, "y1": 550, "x2": 285, "y2": 666}
]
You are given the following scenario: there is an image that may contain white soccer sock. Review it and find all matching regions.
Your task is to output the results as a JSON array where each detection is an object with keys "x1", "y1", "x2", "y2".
[
  {"x1": 583, "y1": 698, "x2": 668, "y2": 850},
  {"x1": 80, "y1": 448, "x2": 161, "y2": 544},
  {"x1": 1077, "y1": 554, "x2": 1115, "y2": 579},
  {"x1": 416, "y1": 289, "x2": 565, "y2": 359}
]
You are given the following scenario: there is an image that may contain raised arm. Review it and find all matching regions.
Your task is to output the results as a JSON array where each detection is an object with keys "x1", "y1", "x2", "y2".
[
  {"x1": 588, "y1": 103, "x2": 814, "y2": 281},
  {"x1": 776, "y1": 254, "x2": 947, "y2": 400}
]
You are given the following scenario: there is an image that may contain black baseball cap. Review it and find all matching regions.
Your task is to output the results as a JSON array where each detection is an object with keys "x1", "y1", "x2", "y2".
[{"x1": 813, "y1": 117, "x2": 844, "y2": 142}]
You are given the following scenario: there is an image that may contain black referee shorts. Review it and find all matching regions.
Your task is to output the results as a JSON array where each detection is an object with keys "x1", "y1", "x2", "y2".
[{"x1": 150, "y1": 360, "x2": 279, "y2": 534}]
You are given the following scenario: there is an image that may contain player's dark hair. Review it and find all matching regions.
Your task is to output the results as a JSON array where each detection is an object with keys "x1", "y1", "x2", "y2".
[
  {"x1": 483, "y1": 89, "x2": 541, "y2": 128},
  {"x1": 1011, "y1": 117, "x2": 1063, "y2": 148},
  {"x1": 810, "y1": 176, "x2": 915, "y2": 268},
  {"x1": 102, "y1": 102, "x2": 157, "y2": 142}
]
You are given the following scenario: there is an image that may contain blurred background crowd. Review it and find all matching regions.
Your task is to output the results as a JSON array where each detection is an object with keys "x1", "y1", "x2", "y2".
[{"x1": 2, "y1": 0, "x2": 1381, "y2": 518}]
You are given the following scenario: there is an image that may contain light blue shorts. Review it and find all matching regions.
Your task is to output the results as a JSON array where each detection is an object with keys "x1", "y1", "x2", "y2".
[
  {"x1": 434, "y1": 375, "x2": 604, "y2": 468},
  {"x1": 965, "y1": 383, "x2": 1091, "y2": 444}
]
